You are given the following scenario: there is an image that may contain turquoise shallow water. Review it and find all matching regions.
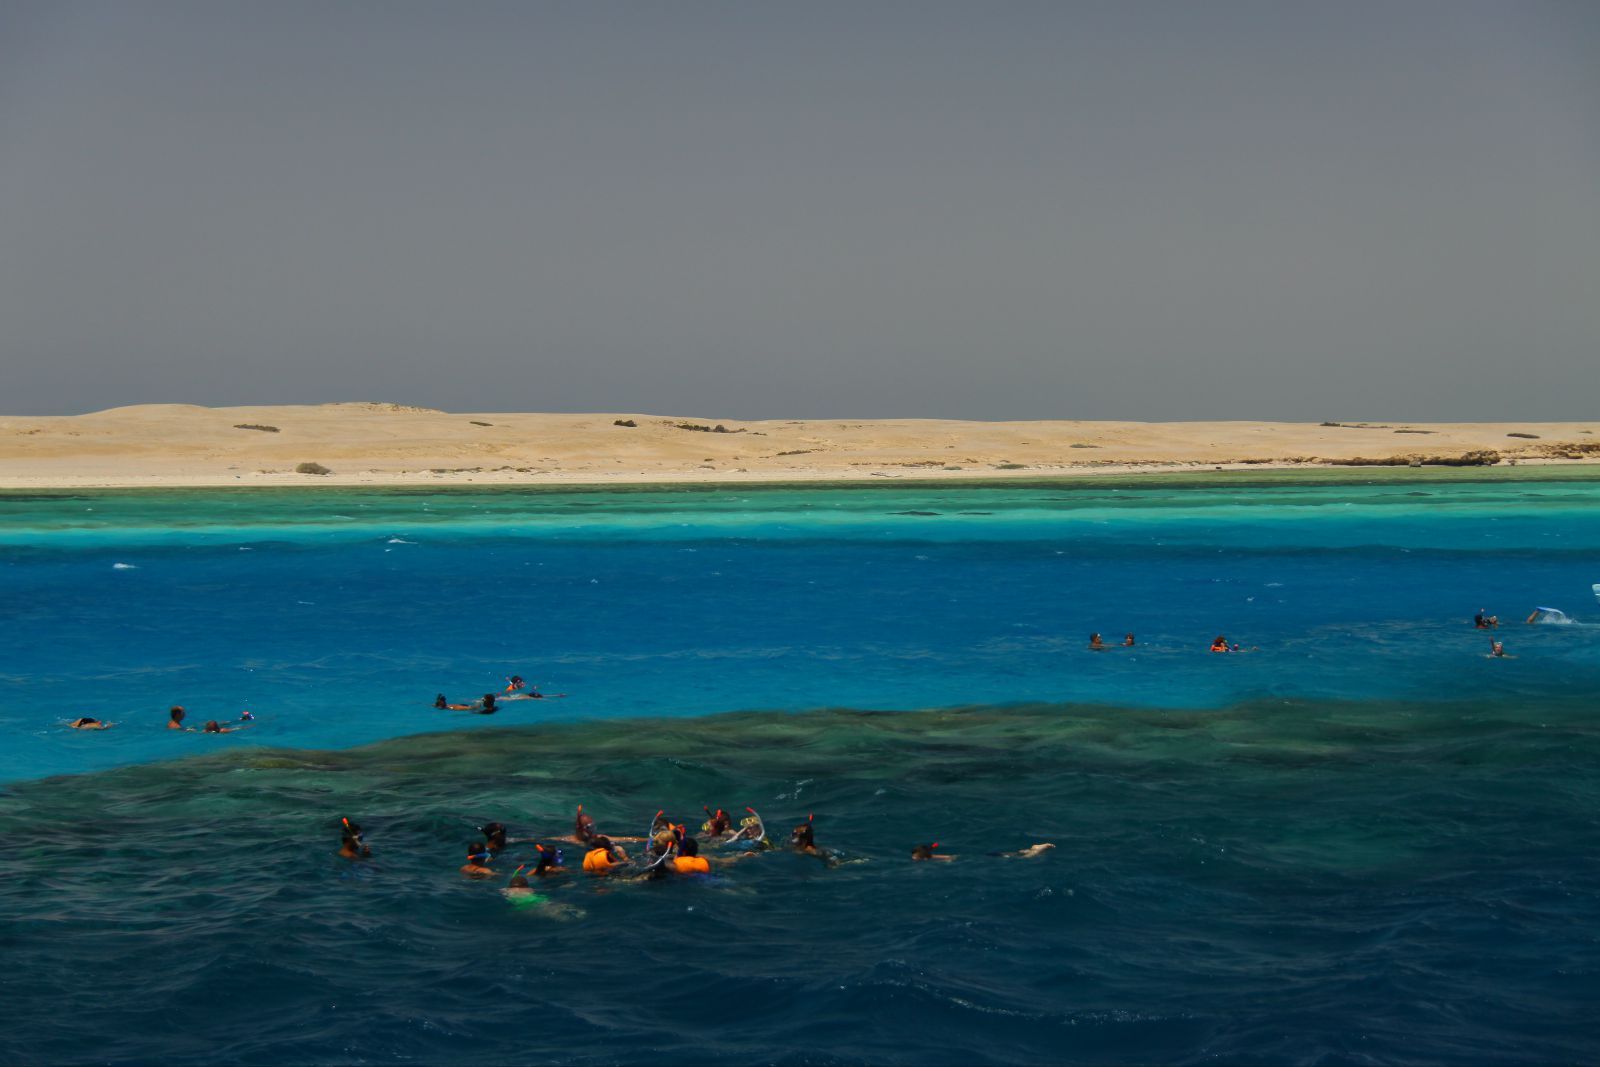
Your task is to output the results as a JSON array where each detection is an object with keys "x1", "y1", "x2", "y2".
[{"x1": 2, "y1": 472, "x2": 1599, "y2": 1064}]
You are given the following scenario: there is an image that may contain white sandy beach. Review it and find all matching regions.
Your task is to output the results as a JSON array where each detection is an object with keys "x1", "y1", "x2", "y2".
[{"x1": 1, "y1": 404, "x2": 1598, "y2": 489}]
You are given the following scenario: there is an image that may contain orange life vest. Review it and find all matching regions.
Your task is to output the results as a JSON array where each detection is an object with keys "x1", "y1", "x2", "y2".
[{"x1": 583, "y1": 848, "x2": 614, "y2": 872}]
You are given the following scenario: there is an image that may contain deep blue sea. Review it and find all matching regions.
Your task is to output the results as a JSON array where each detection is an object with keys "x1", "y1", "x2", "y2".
[{"x1": 2, "y1": 472, "x2": 1598, "y2": 1065}]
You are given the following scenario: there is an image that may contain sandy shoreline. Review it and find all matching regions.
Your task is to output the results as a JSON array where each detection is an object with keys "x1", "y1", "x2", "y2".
[{"x1": 2, "y1": 403, "x2": 1598, "y2": 489}]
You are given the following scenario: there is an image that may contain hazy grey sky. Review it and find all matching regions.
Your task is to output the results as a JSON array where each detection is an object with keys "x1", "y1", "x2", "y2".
[{"x1": 2, "y1": 1, "x2": 1596, "y2": 419}]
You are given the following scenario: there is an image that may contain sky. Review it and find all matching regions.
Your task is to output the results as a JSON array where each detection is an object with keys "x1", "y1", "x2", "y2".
[{"x1": 1, "y1": 1, "x2": 1596, "y2": 420}]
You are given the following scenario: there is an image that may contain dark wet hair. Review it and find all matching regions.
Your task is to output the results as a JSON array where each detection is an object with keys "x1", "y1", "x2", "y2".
[
  {"x1": 911, "y1": 843, "x2": 939, "y2": 860},
  {"x1": 480, "y1": 822, "x2": 508, "y2": 848},
  {"x1": 170, "y1": 706, "x2": 185, "y2": 720},
  {"x1": 593, "y1": 835, "x2": 614, "y2": 852},
  {"x1": 434, "y1": 694, "x2": 447, "y2": 708},
  {"x1": 508, "y1": 874, "x2": 531, "y2": 889},
  {"x1": 203, "y1": 720, "x2": 222, "y2": 733},
  {"x1": 679, "y1": 836, "x2": 699, "y2": 858}
]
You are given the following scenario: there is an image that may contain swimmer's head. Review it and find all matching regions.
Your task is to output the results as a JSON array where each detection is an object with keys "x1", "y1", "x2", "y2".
[
  {"x1": 911, "y1": 842, "x2": 940, "y2": 861},
  {"x1": 679, "y1": 836, "x2": 699, "y2": 858},
  {"x1": 170, "y1": 706, "x2": 185, "y2": 722},
  {"x1": 593, "y1": 835, "x2": 614, "y2": 853},
  {"x1": 790, "y1": 814, "x2": 815, "y2": 848},
  {"x1": 433, "y1": 694, "x2": 447, "y2": 709},
  {"x1": 478, "y1": 822, "x2": 508, "y2": 849},
  {"x1": 466, "y1": 842, "x2": 491, "y2": 864},
  {"x1": 508, "y1": 874, "x2": 530, "y2": 889},
  {"x1": 203, "y1": 720, "x2": 222, "y2": 733},
  {"x1": 239, "y1": 710, "x2": 255, "y2": 721}
]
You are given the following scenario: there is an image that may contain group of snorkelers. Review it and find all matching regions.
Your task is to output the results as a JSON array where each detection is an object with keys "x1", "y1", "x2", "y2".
[
  {"x1": 1475, "y1": 606, "x2": 1569, "y2": 657},
  {"x1": 1084, "y1": 633, "x2": 1259, "y2": 653},
  {"x1": 66, "y1": 704, "x2": 254, "y2": 732},
  {"x1": 433, "y1": 674, "x2": 565, "y2": 714},
  {"x1": 338, "y1": 804, "x2": 1055, "y2": 896}
]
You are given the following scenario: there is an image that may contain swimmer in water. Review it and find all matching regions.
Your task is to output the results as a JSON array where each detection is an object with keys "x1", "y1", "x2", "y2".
[
  {"x1": 474, "y1": 693, "x2": 498, "y2": 715},
  {"x1": 478, "y1": 822, "x2": 508, "y2": 853},
  {"x1": 202, "y1": 720, "x2": 237, "y2": 733},
  {"x1": 1088, "y1": 633, "x2": 1106, "y2": 650},
  {"x1": 1210, "y1": 635, "x2": 1231, "y2": 653},
  {"x1": 702, "y1": 806, "x2": 733, "y2": 838},
  {"x1": 581, "y1": 835, "x2": 626, "y2": 873},
  {"x1": 1123, "y1": 633, "x2": 1136, "y2": 647},
  {"x1": 434, "y1": 694, "x2": 474, "y2": 710},
  {"x1": 503, "y1": 871, "x2": 538, "y2": 901},
  {"x1": 790, "y1": 814, "x2": 819, "y2": 855},
  {"x1": 461, "y1": 844, "x2": 496, "y2": 878},
  {"x1": 339, "y1": 818, "x2": 371, "y2": 859},
  {"x1": 67, "y1": 717, "x2": 112, "y2": 730},
  {"x1": 672, "y1": 834, "x2": 711, "y2": 874},
  {"x1": 573, "y1": 804, "x2": 598, "y2": 845},
  {"x1": 504, "y1": 675, "x2": 526, "y2": 693},
  {"x1": 531, "y1": 843, "x2": 565, "y2": 877},
  {"x1": 1489, "y1": 640, "x2": 1514, "y2": 658},
  {"x1": 167, "y1": 706, "x2": 188, "y2": 730},
  {"x1": 910, "y1": 842, "x2": 955, "y2": 862},
  {"x1": 994, "y1": 843, "x2": 1055, "y2": 859},
  {"x1": 237, "y1": 710, "x2": 255, "y2": 723},
  {"x1": 1475, "y1": 610, "x2": 1498, "y2": 629}
]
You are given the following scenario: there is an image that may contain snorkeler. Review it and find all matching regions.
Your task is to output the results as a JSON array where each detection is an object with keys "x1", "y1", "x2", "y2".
[
  {"x1": 573, "y1": 804, "x2": 598, "y2": 845},
  {"x1": 1088, "y1": 633, "x2": 1106, "y2": 650},
  {"x1": 167, "y1": 706, "x2": 187, "y2": 730},
  {"x1": 1475, "y1": 610, "x2": 1499, "y2": 629},
  {"x1": 581, "y1": 835, "x2": 626, "y2": 873},
  {"x1": 1209, "y1": 635, "x2": 1231, "y2": 653},
  {"x1": 504, "y1": 675, "x2": 526, "y2": 693},
  {"x1": 67, "y1": 717, "x2": 112, "y2": 730},
  {"x1": 475, "y1": 694, "x2": 498, "y2": 715},
  {"x1": 701, "y1": 807, "x2": 733, "y2": 838},
  {"x1": 790, "y1": 814, "x2": 819, "y2": 855},
  {"x1": 531, "y1": 843, "x2": 565, "y2": 877},
  {"x1": 202, "y1": 720, "x2": 239, "y2": 733},
  {"x1": 478, "y1": 822, "x2": 509, "y2": 853},
  {"x1": 461, "y1": 844, "x2": 496, "y2": 878},
  {"x1": 672, "y1": 834, "x2": 711, "y2": 874},
  {"x1": 910, "y1": 842, "x2": 955, "y2": 862},
  {"x1": 339, "y1": 818, "x2": 371, "y2": 859},
  {"x1": 1123, "y1": 633, "x2": 1136, "y2": 647}
]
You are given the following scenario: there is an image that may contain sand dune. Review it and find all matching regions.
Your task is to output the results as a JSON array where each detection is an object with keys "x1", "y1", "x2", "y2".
[{"x1": 1, "y1": 403, "x2": 1597, "y2": 488}]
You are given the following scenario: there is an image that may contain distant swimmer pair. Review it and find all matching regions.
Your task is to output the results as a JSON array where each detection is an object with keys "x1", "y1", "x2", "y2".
[
  {"x1": 165, "y1": 705, "x2": 254, "y2": 732},
  {"x1": 1087, "y1": 633, "x2": 1136, "y2": 650},
  {"x1": 500, "y1": 674, "x2": 565, "y2": 700},
  {"x1": 434, "y1": 693, "x2": 498, "y2": 713}
]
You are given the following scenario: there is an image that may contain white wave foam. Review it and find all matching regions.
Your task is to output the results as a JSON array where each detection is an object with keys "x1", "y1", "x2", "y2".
[{"x1": 112, "y1": 562, "x2": 137, "y2": 570}]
